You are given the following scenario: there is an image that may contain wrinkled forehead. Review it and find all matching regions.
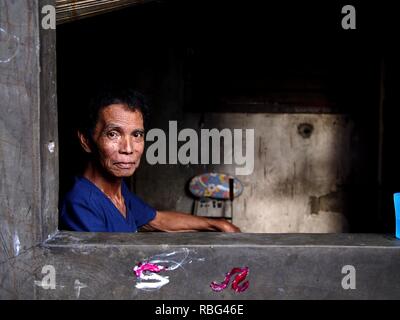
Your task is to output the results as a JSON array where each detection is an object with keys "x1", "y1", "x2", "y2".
[{"x1": 97, "y1": 103, "x2": 144, "y2": 128}]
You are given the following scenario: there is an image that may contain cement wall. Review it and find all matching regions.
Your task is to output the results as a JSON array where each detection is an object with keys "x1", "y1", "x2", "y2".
[{"x1": 136, "y1": 113, "x2": 364, "y2": 233}]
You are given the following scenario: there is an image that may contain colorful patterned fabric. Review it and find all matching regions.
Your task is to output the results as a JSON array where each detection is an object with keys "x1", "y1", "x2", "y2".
[{"x1": 189, "y1": 173, "x2": 243, "y2": 199}]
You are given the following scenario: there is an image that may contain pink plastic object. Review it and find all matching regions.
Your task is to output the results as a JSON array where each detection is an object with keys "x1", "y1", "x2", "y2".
[
  {"x1": 210, "y1": 267, "x2": 249, "y2": 293},
  {"x1": 133, "y1": 262, "x2": 166, "y2": 278}
]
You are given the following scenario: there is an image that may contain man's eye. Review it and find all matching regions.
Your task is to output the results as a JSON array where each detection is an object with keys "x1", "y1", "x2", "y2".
[
  {"x1": 107, "y1": 131, "x2": 119, "y2": 138},
  {"x1": 133, "y1": 131, "x2": 144, "y2": 138}
]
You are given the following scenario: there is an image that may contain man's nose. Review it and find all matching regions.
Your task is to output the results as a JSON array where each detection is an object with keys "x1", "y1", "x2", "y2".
[{"x1": 120, "y1": 136, "x2": 134, "y2": 154}]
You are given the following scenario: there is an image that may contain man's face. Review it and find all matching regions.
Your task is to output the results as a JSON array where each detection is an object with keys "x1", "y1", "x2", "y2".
[{"x1": 85, "y1": 104, "x2": 145, "y2": 178}]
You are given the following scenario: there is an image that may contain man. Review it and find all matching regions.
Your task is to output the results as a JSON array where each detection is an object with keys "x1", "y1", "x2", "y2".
[{"x1": 59, "y1": 88, "x2": 240, "y2": 233}]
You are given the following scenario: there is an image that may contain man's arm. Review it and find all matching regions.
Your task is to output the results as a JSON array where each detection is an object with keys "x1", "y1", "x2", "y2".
[{"x1": 142, "y1": 210, "x2": 241, "y2": 233}]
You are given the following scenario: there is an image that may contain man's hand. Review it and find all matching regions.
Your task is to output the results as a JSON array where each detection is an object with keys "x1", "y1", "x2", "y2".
[{"x1": 211, "y1": 219, "x2": 241, "y2": 232}]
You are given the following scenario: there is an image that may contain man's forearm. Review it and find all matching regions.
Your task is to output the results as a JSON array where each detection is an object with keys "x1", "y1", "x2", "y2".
[{"x1": 146, "y1": 210, "x2": 240, "y2": 232}]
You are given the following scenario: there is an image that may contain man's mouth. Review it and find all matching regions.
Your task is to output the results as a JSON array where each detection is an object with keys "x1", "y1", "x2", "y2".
[{"x1": 114, "y1": 162, "x2": 135, "y2": 169}]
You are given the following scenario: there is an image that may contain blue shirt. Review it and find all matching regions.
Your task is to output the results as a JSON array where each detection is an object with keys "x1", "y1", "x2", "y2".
[{"x1": 59, "y1": 176, "x2": 156, "y2": 232}]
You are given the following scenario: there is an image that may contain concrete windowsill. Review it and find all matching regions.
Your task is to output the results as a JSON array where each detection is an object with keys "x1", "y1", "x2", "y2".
[{"x1": 43, "y1": 231, "x2": 400, "y2": 248}]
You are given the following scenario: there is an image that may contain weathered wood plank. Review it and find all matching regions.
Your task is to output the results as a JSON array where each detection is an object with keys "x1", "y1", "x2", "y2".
[
  {"x1": 39, "y1": 0, "x2": 59, "y2": 241},
  {"x1": 0, "y1": 0, "x2": 42, "y2": 267},
  {"x1": 1, "y1": 0, "x2": 59, "y2": 299}
]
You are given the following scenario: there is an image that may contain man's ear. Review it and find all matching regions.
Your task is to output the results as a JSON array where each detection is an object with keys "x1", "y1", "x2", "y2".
[{"x1": 77, "y1": 131, "x2": 92, "y2": 153}]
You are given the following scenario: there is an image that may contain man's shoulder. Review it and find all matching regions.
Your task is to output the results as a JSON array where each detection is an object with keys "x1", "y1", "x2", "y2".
[{"x1": 62, "y1": 177, "x2": 98, "y2": 205}]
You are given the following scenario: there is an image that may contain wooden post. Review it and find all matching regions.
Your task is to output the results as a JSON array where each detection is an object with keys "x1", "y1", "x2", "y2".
[{"x1": 0, "y1": 0, "x2": 58, "y2": 269}]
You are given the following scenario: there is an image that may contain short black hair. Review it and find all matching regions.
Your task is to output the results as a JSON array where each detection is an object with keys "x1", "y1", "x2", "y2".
[{"x1": 79, "y1": 86, "x2": 150, "y2": 137}]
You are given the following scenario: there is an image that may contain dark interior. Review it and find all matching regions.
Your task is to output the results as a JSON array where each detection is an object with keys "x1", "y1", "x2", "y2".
[{"x1": 56, "y1": 0, "x2": 397, "y2": 233}]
